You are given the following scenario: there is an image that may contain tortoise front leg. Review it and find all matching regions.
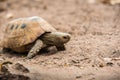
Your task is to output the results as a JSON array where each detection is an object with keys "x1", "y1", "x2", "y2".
[
  {"x1": 27, "y1": 39, "x2": 43, "y2": 59},
  {"x1": 56, "y1": 44, "x2": 66, "y2": 51}
]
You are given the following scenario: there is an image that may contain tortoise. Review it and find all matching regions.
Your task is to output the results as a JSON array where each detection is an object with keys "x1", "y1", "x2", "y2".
[{"x1": 1, "y1": 16, "x2": 70, "y2": 59}]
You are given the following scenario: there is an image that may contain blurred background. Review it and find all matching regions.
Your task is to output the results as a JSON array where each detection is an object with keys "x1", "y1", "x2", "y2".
[{"x1": 0, "y1": 0, "x2": 120, "y2": 80}]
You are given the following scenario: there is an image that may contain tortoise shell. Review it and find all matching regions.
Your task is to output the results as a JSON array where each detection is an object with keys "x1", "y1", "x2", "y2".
[{"x1": 2, "y1": 16, "x2": 56, "y2": 49}]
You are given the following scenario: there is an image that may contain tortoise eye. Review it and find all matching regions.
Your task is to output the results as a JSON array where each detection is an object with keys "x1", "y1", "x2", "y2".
[{"x1": 63, "y1": 36, "x2": 67, "y2": 39}]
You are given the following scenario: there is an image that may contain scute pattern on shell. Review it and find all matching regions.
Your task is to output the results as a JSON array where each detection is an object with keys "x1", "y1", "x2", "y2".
[{"x1": 3, "y1": 16, "x2": 56, "y2": 48}]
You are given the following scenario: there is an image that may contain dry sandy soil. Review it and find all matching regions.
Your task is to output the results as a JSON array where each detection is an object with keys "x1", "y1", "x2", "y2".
[{"x1": 0, "y1": 0, "x2": 120, "y2": 80}]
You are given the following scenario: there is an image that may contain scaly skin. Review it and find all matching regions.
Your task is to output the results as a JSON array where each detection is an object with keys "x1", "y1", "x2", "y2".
[
  {"x1": 27, "y1": 32, "x2": 71, "y2": 59},
  {"x1": 27, "y1": 40, "x2": 43, "y2": 59}
]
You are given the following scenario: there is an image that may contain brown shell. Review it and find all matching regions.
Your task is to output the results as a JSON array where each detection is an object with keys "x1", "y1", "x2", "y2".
[{"x1": 3, "y1": 16, "x2": 56, "y2": 48}]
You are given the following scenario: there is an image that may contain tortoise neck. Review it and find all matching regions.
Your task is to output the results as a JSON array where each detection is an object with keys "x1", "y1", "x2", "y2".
[{"x1": 40, "y1": 32, "x2": 58, "y2": 46}]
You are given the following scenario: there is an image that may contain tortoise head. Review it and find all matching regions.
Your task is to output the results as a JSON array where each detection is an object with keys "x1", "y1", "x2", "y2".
[{"x1": 41, "y1": 32, "x2": 71, "y2": 46}]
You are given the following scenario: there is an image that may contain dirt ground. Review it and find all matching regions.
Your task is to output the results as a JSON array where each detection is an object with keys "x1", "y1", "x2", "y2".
[{"x1": 0, "y1": 0, "x2": 120, "y2": 80}]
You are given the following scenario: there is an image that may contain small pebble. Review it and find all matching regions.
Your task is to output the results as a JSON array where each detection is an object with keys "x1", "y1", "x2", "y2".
[
  {"x1": 103, "y1": 58, "x2": 112, "y2": 62},
  {"x1": 6, "y1": 13, "x2": 13, "y2": 19},
  {"x1": 76, "y1": 75, "x2": 82, "y2": 78},
  {"x1": 99, "y1": 63, "x2": 104, "y2": 67},
  {"x1": 106, "y1": 62, "x2": 114, "y2": 66},
  {"x1": 71, "y1": 59, "x2": 80, "y2": 63},
  {"x1": 14, "y1": 63, "x2": 29, "y2": 73},
  {"x1": 117, "y1": 62, "x2": 120, "y2": 66}
]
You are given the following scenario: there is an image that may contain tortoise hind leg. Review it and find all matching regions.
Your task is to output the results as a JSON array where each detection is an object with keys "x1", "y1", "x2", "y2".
[
  {"x1": 40, "y1": 45, "x2": 50, "y2": 53},
  {"x1": 56, "y1": 44, "x2": 66, "y2": 51},
  {"x1": 27, "y1": 39, "x2": 43, "y2": 59}
]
